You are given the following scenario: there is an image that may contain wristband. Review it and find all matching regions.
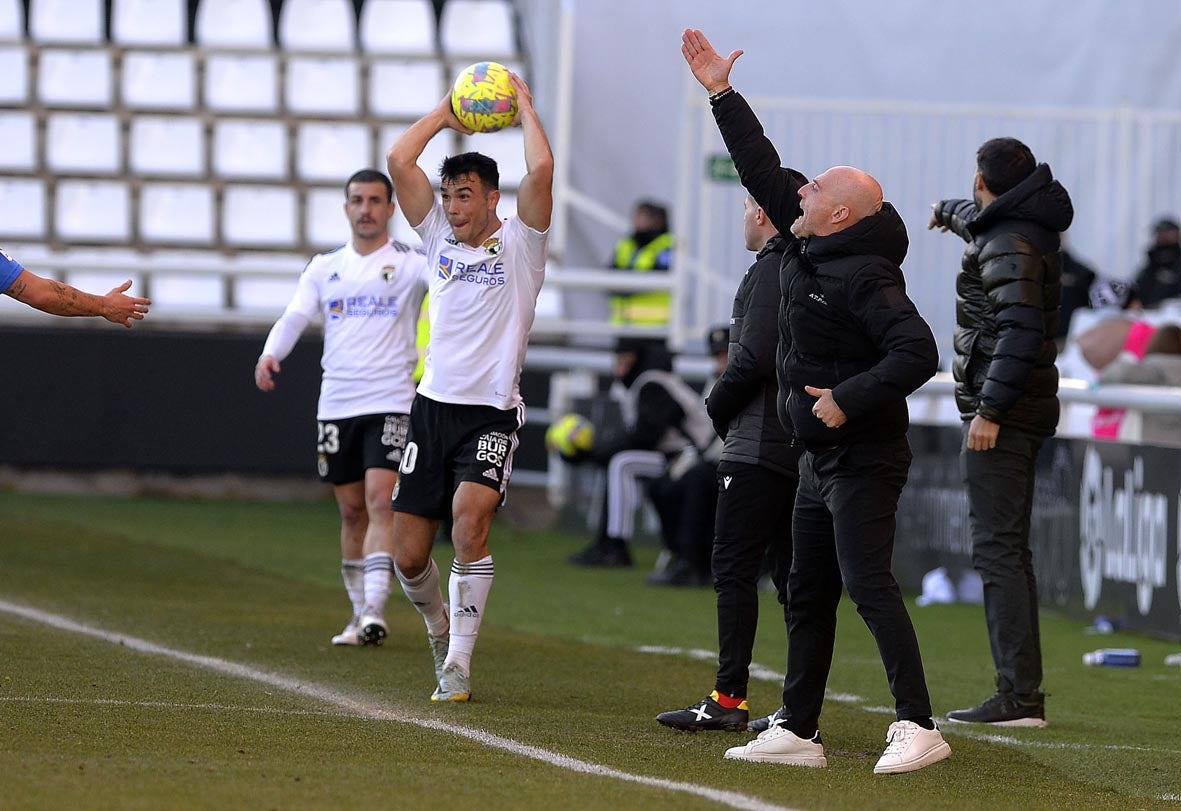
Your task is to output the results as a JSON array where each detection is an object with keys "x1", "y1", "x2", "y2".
[{"x1": 708, "y1": 86, "x2": 734, "y2": 104}]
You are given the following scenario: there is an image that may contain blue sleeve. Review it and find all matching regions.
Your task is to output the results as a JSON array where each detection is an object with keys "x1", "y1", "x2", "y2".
[{"x1": 0, "y1": 248, "x2": 24, "y2": 293}]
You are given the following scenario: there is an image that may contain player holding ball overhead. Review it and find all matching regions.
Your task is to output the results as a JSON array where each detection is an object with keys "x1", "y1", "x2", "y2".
[{"x1": 385, "y1": 69, "x2": 554, "y2": 703}]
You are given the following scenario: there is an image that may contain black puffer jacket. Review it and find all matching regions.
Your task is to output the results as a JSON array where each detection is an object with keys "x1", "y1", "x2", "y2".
[
  {"x1": 932, "y1": 163, "x2": 1073, "y2": 436},
  {"x1": 712, "y1": 91, "x2": 939, "y2": 450},
  {"x1": 706, "y1": 234, "x2": 799, "y2": 476}
]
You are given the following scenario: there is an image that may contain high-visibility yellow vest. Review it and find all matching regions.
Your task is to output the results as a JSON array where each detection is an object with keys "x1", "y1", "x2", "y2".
[{"x1": 610, "y1": 233, "x2": 673, "y2": 326}]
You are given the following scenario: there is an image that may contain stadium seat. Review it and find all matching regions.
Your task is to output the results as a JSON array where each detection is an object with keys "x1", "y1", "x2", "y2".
[
  {"x1": 360, "y1": 0, "x2": 437, "y2": 56},
  {"x1": 194, "y1": 0, "x2": 272, "y2": 48},
  {"x1": 0, "y1": 178, "x2": 47, "y2": 238},
  {"x1": 461, "y1": 128, "x2": 526, "y2": 188},
  {"x1": 304, "y1": 186, "x2": 350, "y2": 247},
  {"x1": 29, "y1": 0, "x2": 103, "y2": 43},
  {"x1": 37, "y1": 49, "x2": 111, "y2": 107},
  {"x1": 122, "y1": 52, "x2": 196, "y2": 109},
  {"x1": 222, "y1": 185, "x2": 298, "y2": 246},
  {"x1": 278, "y1": 0, "x2": 355, "y2": 51},
  {"x1": 204, "y1": 53, "x2": 278, "y2": 112},
  {"x1": 440, "y1": 0, "x2": 517, "y2": 60},
  {"x1": 54, "y1": 180, "x2": 131, "y2": 241},
  {"x1": 285, "y1": 56, "x2": 360, "y2": 115},
  {"x1": 297, "y1": 122, "x2": 371, "y2": 182},
  {"x1": 213, "y1": 119, "x2": 288, "y2": 179},
  {"x1": 139, "y1": 183, "x2": 215, "y2": 244},
  {"x1": 0, "y1": 111, "x2": 36, "y2": 171},
  {"x1": 0, "y1": 46, "x2": 27, "y2": 103},
  {"x1": 129, "y1": 116, "x2": 205, "y2": 177},
  {"x1": 112, "y1": 0, "x2": 186, "y2": 45},
  {"x1": 0, "y1": 0, "x2": 20, "y2": 39},
  {"x1": 46, "y1": 113, "x2": 121, "y2": 174},
  {"x1": 378, "y1": 123, "x2": 452, "y2": 184},
  {"x1": 368, "y1": 59, "x2": 443, "y2": 118}
]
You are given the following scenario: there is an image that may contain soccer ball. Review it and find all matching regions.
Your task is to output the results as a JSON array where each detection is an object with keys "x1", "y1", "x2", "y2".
[
  {"x1": 451, "y1": 61, "x2": 518, "y2": 133},
  {"x1": 545, "y1": 413, "x2": 594, "y2": 459}
]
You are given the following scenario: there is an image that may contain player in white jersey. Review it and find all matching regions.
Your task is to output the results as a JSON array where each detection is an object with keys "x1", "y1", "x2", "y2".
[
  {"x1": 386, "y1": 73, "x2": 553, "y2": 702},
  {"x1": 254, "y1": 169, "x2": 430, "y2": 648}
]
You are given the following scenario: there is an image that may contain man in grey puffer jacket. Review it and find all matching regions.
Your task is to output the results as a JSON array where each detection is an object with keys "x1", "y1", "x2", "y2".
[{"x1": 930, "y1": 136, "x2": 1073, "y2": 728}]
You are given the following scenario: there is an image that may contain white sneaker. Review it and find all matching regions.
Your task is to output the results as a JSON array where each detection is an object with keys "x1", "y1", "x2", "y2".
[
  {"x1": 873, "y1": 720, "x2": 951, "y2": 775},
  {"x1": 431, "y1": 663, "x2": 471, "y2": 702},
  {"x1": 359, "y1": 605, "x2": 387, "y2": 646},
  {"x1": 330, "y1": 616, "x2": 363, "y2": 647},
  {"x1": 723, "y1": 726, "x2": 827, "y2": 767}
]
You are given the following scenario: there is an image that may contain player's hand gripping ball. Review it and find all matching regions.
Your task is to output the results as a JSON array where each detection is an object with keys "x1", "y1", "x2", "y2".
[
  {"x1": 545, "y1": 413, "x2": 595, "y2": 460},
  {"x1": 451, "y1": 61, "x2": 518, "y2": 133}
]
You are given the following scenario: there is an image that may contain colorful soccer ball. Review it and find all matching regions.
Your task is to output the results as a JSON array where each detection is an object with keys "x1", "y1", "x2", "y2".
[
  {"x1": 545, "y1": 413, "x2": 594, "y2": 459},
  {"x1": 451, "y1": 61, "x2": 518, "y2": 133}
]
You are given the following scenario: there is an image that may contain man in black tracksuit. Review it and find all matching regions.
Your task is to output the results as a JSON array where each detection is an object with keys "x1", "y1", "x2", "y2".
[
  {"x1": 930, "y1": 137, "x2": 1073, "y2": 727},
  {"x1": 681, "y1": 29, "x2": 949, "y2": 775},
  {"x1": 655, "y1": 195, "x2": 801, "y2": 731}
]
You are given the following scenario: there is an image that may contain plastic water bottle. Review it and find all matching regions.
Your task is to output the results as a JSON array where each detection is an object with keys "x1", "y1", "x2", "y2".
[
  {"x1": 1082, "y1": 648, "x2": 1141, "y2": 667},
  {"x1": 1165, "y1": 653, "x2": 1181, "y2": 667}
]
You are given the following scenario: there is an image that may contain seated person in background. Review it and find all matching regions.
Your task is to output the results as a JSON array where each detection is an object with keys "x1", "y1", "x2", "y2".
[
  {"x1": 1133, "y1": 218, "x2": 1181, "y2": 308},
  {"x1": 1056, "y1": 235, "x2": 1097, "y2": 347},
  {"x1": 1078, "y1": 281, "x2": 1156, "y2": 438},
  {"x1": 609, "y1": 200, "x2": 675, "y2": 327},
  {"x1": 568, "y1": 337, "x2": 715, "y2": 568},
  {"x1": 1097, "y1": 324, "x2": 1181, "y2": 446},
  {"x1": 644, "y1": 326, "x2": 730, "y2": 587}
]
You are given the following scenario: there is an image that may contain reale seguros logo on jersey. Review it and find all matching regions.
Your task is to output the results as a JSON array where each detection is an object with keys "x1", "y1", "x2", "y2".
[{"x1": 437, "y1": 253, "x2": 506, "y2": 286}]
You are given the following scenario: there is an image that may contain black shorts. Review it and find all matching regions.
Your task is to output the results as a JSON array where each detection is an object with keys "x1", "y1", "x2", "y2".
[
  {"x1": 317, "y1": 413, "x2": 410, "y2": 485},
  {"x1": 391, "y1": 395, "x2": 525, "y2": 519}
]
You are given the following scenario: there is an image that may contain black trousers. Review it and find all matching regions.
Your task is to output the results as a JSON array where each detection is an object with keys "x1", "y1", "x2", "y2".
[
  {"x1": 960, "y1": 423, "x2": 1044, "y2": 696},
  {"x1": 782, "y1": 439, "x2": 933, "y2": 736},
  {"x1": 712, "y1": 460, "x2": 797, "y2": 697},
  {"x1": 648, "y1": 459, "x2": 720, "y2": 574}
]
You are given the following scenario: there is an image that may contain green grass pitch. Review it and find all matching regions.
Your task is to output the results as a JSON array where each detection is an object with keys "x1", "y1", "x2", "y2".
[{"x1": 1, "y1": 491, "x2": 1179, "y2": 810}]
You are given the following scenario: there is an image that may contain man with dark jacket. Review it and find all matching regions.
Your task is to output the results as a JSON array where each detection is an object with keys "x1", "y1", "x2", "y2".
[
  {"x1": 1133, "y1": 218, "x2": 1181, "y2": 308},
  {"x1": 681, "y1": 29, "x2": 949, "y2": 775},
  {"x1": 930, "y1": 137, "x2": 1073, "y2": 727},
  {"x1": 655, "y1": 194, "x2": 801, "y2": 730}
]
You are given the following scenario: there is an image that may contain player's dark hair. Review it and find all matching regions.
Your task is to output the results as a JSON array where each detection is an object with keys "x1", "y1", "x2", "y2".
[
  {"x1": 976, "y1": 137, "x2": 1036, "y2": 197},
  {"x1": 345, "y1": 169, "x2": 393, "y2": 201},
  {"x1": 440, "y1": 152, "x2": 500, "y2": 191}
]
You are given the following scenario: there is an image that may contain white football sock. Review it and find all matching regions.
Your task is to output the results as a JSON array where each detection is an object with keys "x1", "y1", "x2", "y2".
[
  {"x1": 341, "y1": 558, "x2": 365, "y2": 618},
  {"x1": 362, "y1": 552, "x2": 394, "y2": 614},
  {"x1": 445, "y1": 555, "x2": 494, "y2": 676},
  {"x1": 396, "y1": 558, "x2": 449, "y2": 636}
]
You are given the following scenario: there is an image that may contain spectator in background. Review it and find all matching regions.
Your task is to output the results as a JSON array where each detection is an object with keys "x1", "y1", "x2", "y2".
[
  {"x1": 1079, "y1": 280, "x2": 1155, "y2": 439},
  {"x1": 609, "y1": 200, "x2": 675, "y2": 327},
  {"x1": 254, "y1": 169, "x2": 430, "y2": 649},
  {"x1": 1097, "y1": 324, "x2": 1181, "y2": 446},
  {"x1": 568, "y1": 337, "x2": 715, "y2": 568},
  {"x1": 1056, "y1": 234, "x2": 1097, "y2": 346},
  {"x1": 1, "y1": 247, "x2": 149, "y2": 326},
  {"x1": 1134, "y1": 218, "x2": 1181, "y2": 308},
  {"x1": 930, "y1": 136, "x2": 1073, "y2": 728},
  {"x1": 644, "y1": 326, "x2": 729, "y2": 588}
]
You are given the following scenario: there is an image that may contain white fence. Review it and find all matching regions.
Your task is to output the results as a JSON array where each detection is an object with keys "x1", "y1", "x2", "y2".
[{"x1": 673, "y1": 84, "x2": 1181, "y2": 353}]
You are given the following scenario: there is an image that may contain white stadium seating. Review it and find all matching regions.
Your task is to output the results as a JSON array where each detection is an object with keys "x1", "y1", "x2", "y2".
[
  {"x1": 222, "y1": 185, "x2": 298, "y2": 247},
  {"x1": 279, "y1": 0, "x2": 355, "y2": 51},
  {"x1": 54, "y1": 180, "x2": 131, "y2": 241},
  {"x1": 37, "y1": 49, "x2": 111, "y2": 107},
  {"x1": 297, "y1": 122, "x2": 371, "y2": 182},
  {"x1": 0, "y1": 178, "x2": 47, "y2": 238},
  {"x1": 368, "y1": 58, "x2": 444, "y2": 118},
  {"x1": 360, "y1": 0, "x2": 437, "y2": 56},
  {"x1": 129, "y1": 116, "x2": 206, "y2": 177},
  {"x1": 46, "y1": 113, "x2": 121, "y2": 174},
  {"x1": 213, "y1": 120, "x2": 289, "y2": 179},
  {"x1": 140, "y1": 183, "x2": 216, "y2": 244},
  {"x1": 30, "y1": 0, "x2": 103, "y2": 43},
  {"x1": 440, "y1": 0, "x2": 517, "y2": 59},
  {"x1": 0, "y1": 111, "x2": 35, "y2": 171},
  {"x1": 112, "y1": 0, "x2": 186, "y2": 45},
  {"x1": 195, "y1": 0, "x2": 272, "y2": 48}
]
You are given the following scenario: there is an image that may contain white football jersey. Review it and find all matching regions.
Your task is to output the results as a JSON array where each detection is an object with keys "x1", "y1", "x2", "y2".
[
  {"x1": 265, "y1": 240, "x2": 430, "y2": 420},
  {"x1": 414, "y1": 201, "x2": 548, "y2": 410}
]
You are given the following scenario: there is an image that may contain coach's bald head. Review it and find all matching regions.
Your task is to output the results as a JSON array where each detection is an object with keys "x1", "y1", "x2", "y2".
[{"x1": 790, "y1": 165, "x2": 884, "y2": 238}]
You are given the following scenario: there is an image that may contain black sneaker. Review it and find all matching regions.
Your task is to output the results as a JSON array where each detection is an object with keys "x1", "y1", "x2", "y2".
[
  {"x1": 645, "y1": 558, "x2": 711, "y2": 587},
  {"x1": 748, "y1": 704, "x2": 787, "y2": 733},
  {"x1": 568, "y1": 538, "x2": 632, "y2": 567},
  {"x1": 946, "y1": 691, "x2": 1047, "y2": 728},
  {"x1": 656, "y1": 691, "x2": 749, "y2": 732}
]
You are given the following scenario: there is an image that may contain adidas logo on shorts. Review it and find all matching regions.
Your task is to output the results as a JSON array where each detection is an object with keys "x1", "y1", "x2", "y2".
[{"x1": 482, "y1": 467, "x2": 499, "y2": 482}]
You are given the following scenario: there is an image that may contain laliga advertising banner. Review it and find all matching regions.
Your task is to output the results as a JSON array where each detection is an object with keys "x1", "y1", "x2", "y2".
[{"x1": 896, "y1": 425, "x2": 1181, "y2": 642}]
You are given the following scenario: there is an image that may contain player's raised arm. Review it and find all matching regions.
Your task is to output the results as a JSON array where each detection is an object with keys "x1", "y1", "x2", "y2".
[
  {"x1": 508, "y1": 73, "x2": 554, "y2": 232},
  {"x1": 387, "y1": 97, "x2": 473, "y2": 228}
]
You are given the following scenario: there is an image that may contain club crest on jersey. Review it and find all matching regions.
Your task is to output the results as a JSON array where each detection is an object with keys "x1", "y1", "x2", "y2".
[
  {"x1": 327, "y1": 299, "x2": 344, "y2": 320},
  {"x1": 482, "y1": 237, "x2": 503, "y2": 256},
  {"x1": 437, "y1": 255, "x2": 454, "y2": 281},
  {"x1": 381, "y1": 265, "x2": 397, "y2": 282}
]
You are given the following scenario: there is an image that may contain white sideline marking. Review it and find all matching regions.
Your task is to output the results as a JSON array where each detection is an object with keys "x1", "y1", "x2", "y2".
[
  {"x1": 0, "y1": 696, "x2": 350, "y2": 719},
  {"x1": 0, "y1": 600, "x2": 798, "y2": 811}
]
